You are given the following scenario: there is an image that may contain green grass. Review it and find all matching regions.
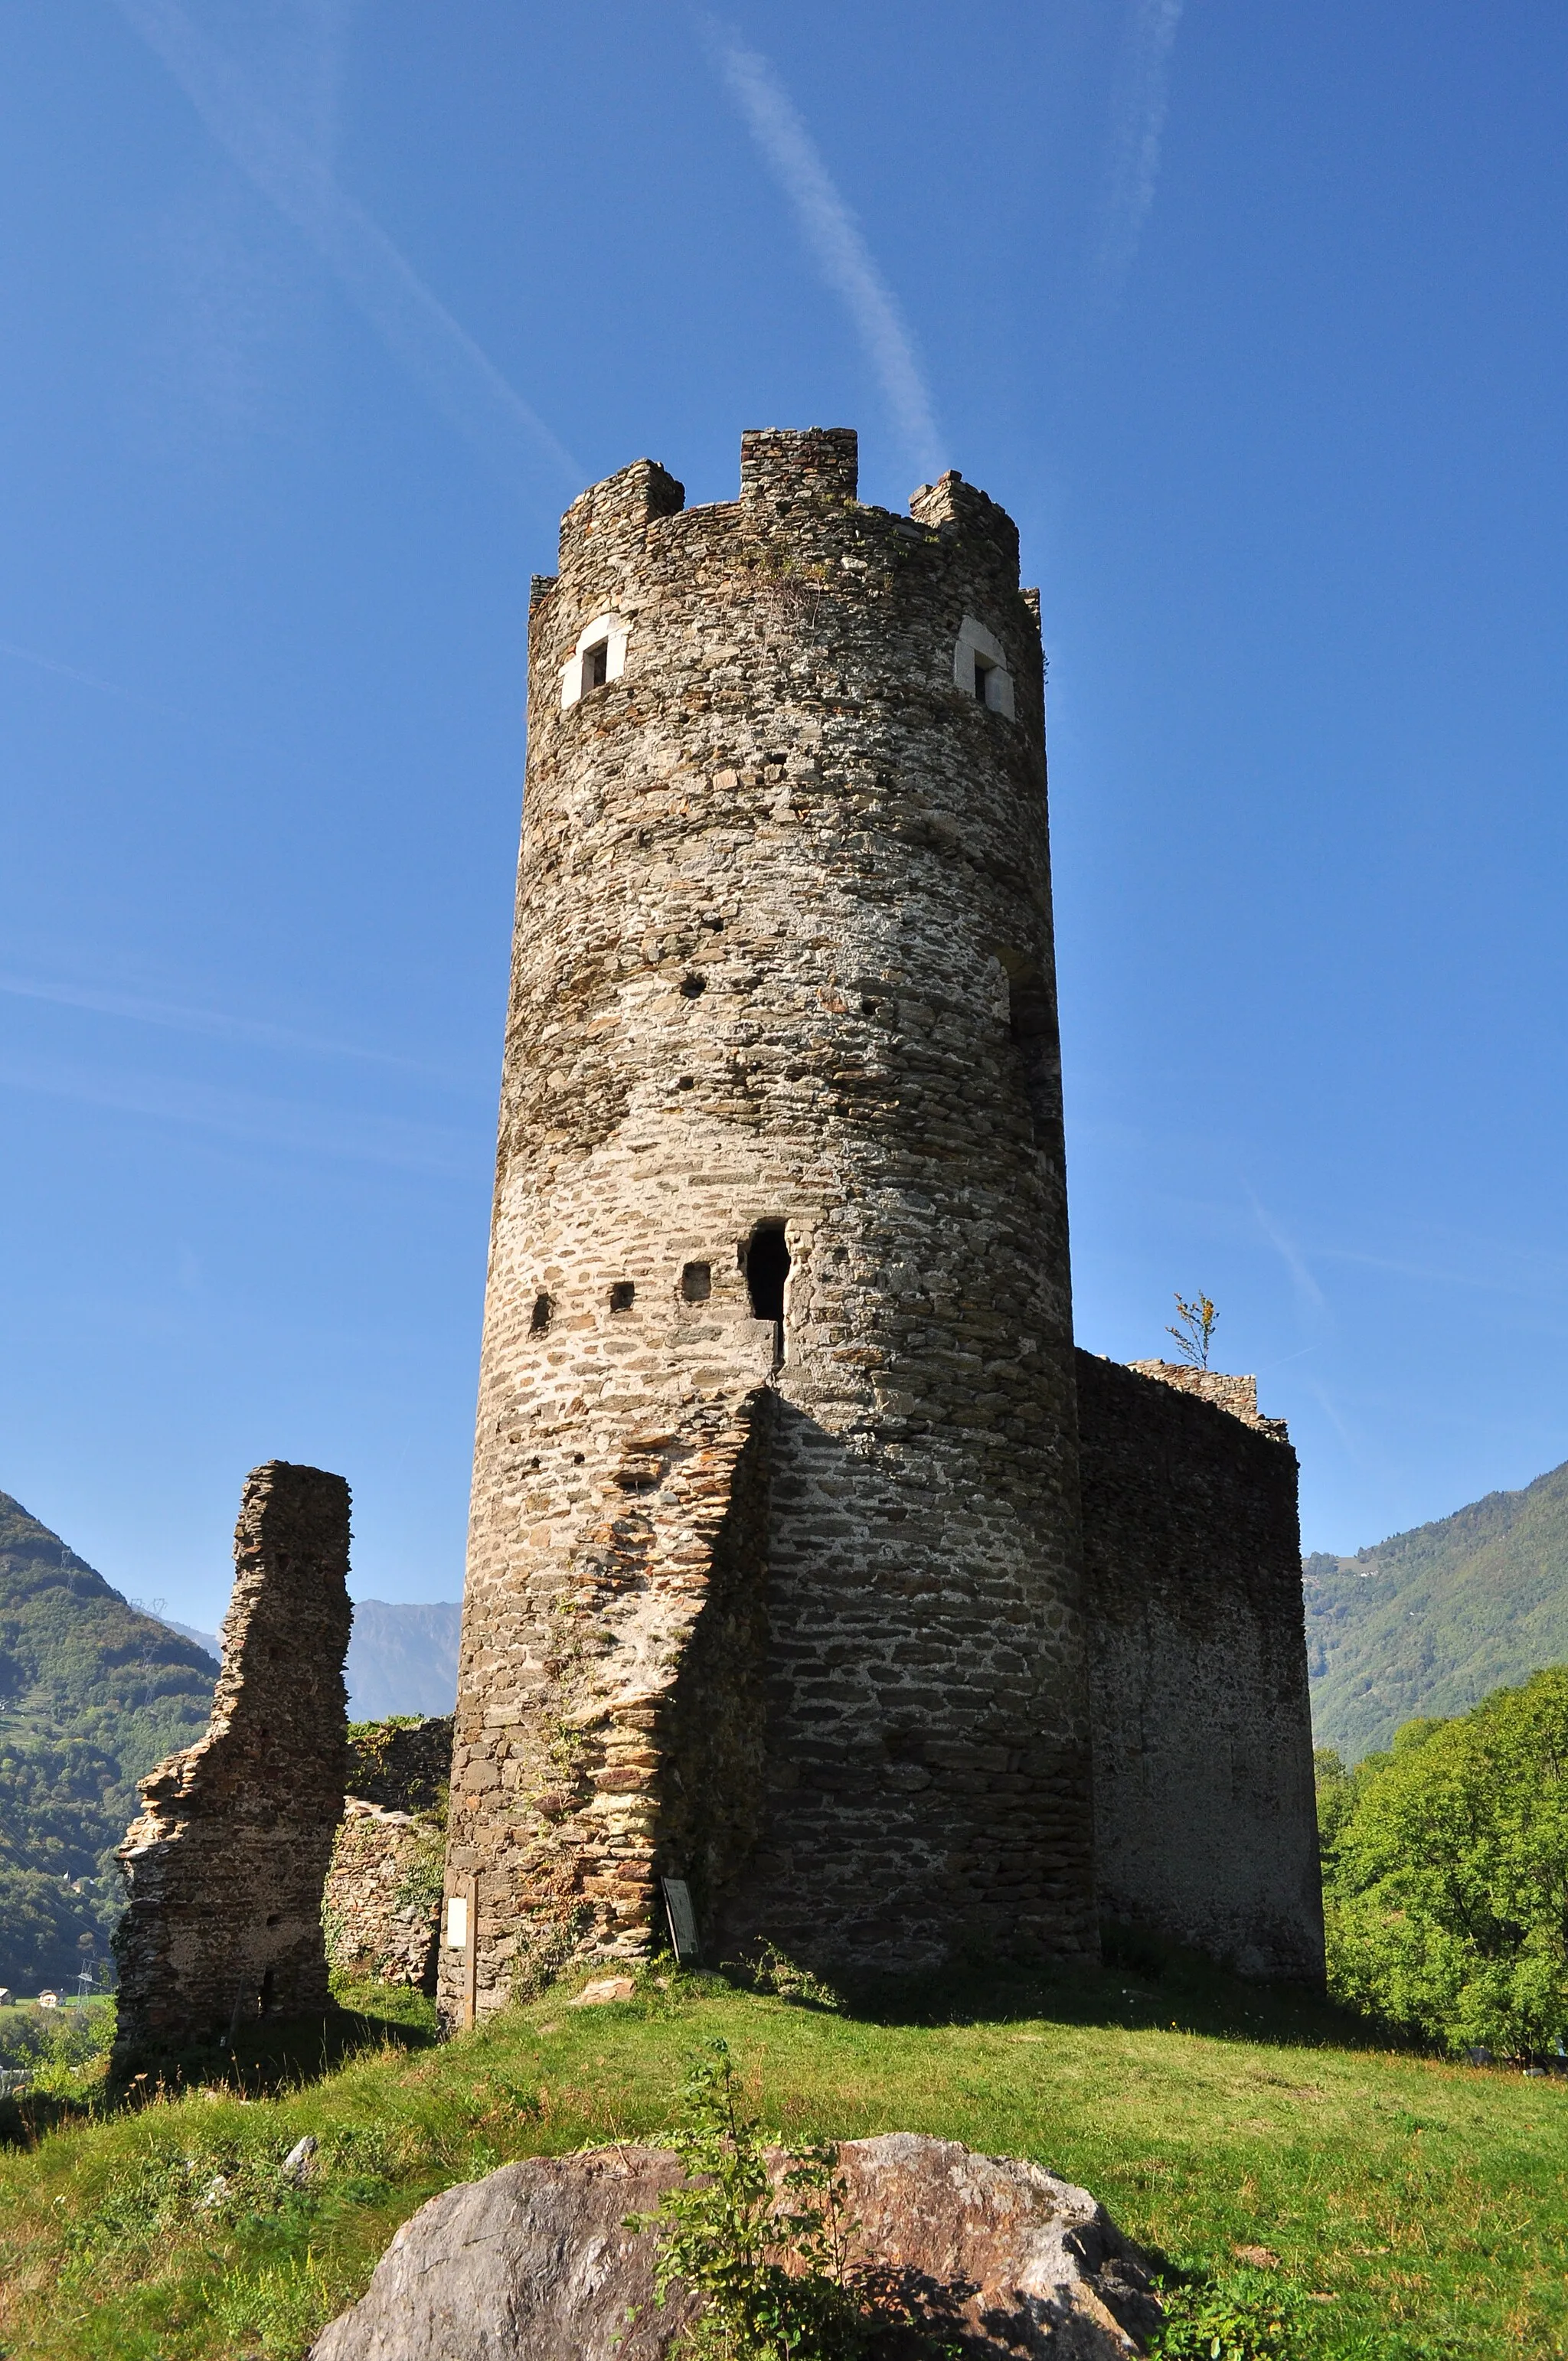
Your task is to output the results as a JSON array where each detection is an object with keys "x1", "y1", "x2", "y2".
[{"x1": 0, "y1": 1960, "x2": 1563, "y2": 2359}]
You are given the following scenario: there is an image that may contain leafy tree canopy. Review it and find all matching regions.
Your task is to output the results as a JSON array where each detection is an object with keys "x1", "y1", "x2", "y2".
[{"x1": 1323, "y1": 1667, "x2": 1568, "y2": 2059}]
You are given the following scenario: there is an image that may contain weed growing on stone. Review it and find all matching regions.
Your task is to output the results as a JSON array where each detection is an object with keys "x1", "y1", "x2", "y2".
[{"x1": 629, "y1": 2039, "x2": 884, "y2": 2359}]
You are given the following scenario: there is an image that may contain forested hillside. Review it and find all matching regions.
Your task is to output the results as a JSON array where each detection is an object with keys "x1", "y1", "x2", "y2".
[
  {"x1": 1305, "y1": 1456, "x2": 1568, "y2": 1759},
  {"x1": 0, "y1": 1491, "x2": 217, "y2": 1993}
]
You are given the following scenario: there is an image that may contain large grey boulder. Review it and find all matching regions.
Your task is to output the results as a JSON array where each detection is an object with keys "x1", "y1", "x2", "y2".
[{"x1": 309, "y1": 2133, "x2": 1160, "y2": 2359}]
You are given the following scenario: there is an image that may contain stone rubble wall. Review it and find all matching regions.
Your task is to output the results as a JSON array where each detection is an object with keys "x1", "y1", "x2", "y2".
[
  {"x1": 1124, "y1": 1359, "x2": 1289, "y2": 1438},
  {"x1": 443, "y1": 428, "x2": 1095, "y2": 2021},
  {"x1": 345, "y1": 1714, "x2": 453, "y2": 1814},
  {"x1": 1076, "y1": 1354, "x2": 1325, "y2": 1982},
  {"x1": 113, "y1": 1463, "x2": 352, "y2": 2064},
  {"x1": 323, "y1": 1800, "x2": 443, "y2": 1990}
]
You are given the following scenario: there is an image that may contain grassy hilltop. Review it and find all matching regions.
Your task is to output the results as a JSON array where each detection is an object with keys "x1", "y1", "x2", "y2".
[
  {"x1": 0, "y1": 1491, "x2": 217, "y2": 1994},
  {"x1": 1305, "y1": 1458, "x2": 1568, "y2": 1761},
  {"x1": 0, "y1": 1962, "x2": 1563, "y2": 2359}
]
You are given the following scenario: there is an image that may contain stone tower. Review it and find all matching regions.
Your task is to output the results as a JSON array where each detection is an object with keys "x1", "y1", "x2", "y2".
[{"x1": 440, "y1": 428, "x2": 1097, "y2": 2023}]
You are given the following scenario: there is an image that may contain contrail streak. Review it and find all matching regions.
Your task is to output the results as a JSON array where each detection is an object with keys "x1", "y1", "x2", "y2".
[
  {"x1": 0, "y1": 636, "x2": 191, "y2": 720},
  {"x1": 110, "y1": 0, "x2": 580, "y2": 493},
  {"x1": 0, "y1": 1047, "x2": 476, "y2": 1176},
  {"x1": 1096, "y1": 0, "x2": 1185, "y2": 299},
  {"x1": 0, "y1": 970, "x2": 480, "y2": 1086},
  {"x1": 704, "y1": 22, "x2": 943, "y2": 482}
]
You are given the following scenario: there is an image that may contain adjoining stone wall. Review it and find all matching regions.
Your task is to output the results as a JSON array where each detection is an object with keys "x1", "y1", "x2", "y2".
[
  {"x1": 346, "y1": 1715, "x2": 453, "y2": 1814},
  {"x1": 322, "y1": 1714, "x2": 452, "y2": 1992},
  {"x1": 1076, "y1": 1355, "x2": 1325, "y2": 1983},
  {"x1": 324, "y1": 1801, "x2": 443, "y2": 1990},
  {"x1": 443, "y1": 429, "x2": 1094, "y2": 2022},
  {"x1": 113, "y1": 1464, "x2": 351, "y2": 2064},
  {"x1": 1124, "y1": 1360, "x2": 1289, "y2": 1438}
]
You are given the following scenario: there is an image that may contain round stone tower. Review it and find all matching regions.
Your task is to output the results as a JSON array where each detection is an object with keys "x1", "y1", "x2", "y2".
[{"x1": 440, "y1": 429, "x2": 1095, "y2": 2023}]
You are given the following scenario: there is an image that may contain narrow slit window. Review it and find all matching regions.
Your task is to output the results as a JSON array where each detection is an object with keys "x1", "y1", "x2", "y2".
[
  {"x1": 530, "y1": 1292, "x2": 554, "y2": 1335},
  {"x1": 973, "y1": 655, "x2": 993, "y2": 704},
  {"x1": 585, "y1": 638, "x2": 609, "y2": 691},
  {"x1": 745, "y1": 1224, "x2": 790, "y2": 1327}
]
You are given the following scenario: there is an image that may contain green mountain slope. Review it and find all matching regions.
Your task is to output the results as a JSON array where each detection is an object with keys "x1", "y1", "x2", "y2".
[
  {"x1": 0, "y1": 1491, "x2": 217, "y2": 1993},
  {"x1": 1305, "y1": 1458, "x2": 1568, "y2": 1759}
]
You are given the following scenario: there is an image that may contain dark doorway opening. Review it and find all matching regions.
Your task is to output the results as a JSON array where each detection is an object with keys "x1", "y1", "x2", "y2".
[{"x1": 745, "y1": 1226, "x2": 790, "y2": 1361}]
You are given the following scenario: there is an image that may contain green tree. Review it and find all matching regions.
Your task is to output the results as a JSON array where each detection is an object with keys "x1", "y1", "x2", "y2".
[
  {"x1": 1323, "y1": 1667, "x2": 1568, "y2": 2058},
  {"x1": 1312, "y1": 1745, "x2": 1356, "y2": 1867}
]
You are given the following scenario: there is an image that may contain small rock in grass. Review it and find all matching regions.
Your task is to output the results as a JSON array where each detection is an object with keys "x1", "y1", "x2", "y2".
[
  {"x1": 282, "y1": 2134, "x2": 319, "y2": 2183},
  {"x1": 569, "y1": 1977, "x2": 636, "y2": 2007}
]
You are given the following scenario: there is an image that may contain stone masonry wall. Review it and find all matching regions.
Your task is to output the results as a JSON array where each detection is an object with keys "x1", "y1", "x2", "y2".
[
  {"x1": 443, "y1": 429, "x2": 1095, "y2": 2022},
  {"x1": 1076, "y1": 1355, "x2": 1325, "y2": 1982},
  {"x1": 324, "y1": 1801, "x2": 443, "y2": 1990},
  {"x1": 322, "y1": 1714, "x2": 452, "y2": 1992},
  {"x1": 345, "y1": 1715, "x2": 453, "y2": 1814},
  {"x1": 113, "y1": 1464, "x2": 351, "y2": 2063}
]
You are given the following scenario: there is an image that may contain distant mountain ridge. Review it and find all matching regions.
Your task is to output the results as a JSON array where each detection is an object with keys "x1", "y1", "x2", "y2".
[
  {"x1": 1305, "y1": 1457, "x2": 1568, "y2": 1760},
  {"x1": 155, "y1": 1599, "x2": 461, "y2": 1720}
]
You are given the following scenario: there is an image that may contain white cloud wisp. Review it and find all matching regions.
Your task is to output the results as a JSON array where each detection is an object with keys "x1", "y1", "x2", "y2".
[
  {"x1": 706, "y1": 25, "x2": 943, "y2": 483},
  {"x1": 110, "y1": 0, "x2": 580, "y2": 494},
  {"x1": 1096, "y1": 0, "x2": 1186, "y2": 300}
]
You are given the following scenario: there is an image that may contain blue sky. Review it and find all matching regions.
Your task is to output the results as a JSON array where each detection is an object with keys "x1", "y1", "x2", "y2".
[{"x1": 3, "y1": 2, "x2": 1566, "y2": 1625}]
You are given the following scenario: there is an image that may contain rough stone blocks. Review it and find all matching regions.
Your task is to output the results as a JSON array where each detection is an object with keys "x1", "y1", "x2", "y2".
[{"x1": 113, "y1": 1461, "x2": 351, "y2": 2065}]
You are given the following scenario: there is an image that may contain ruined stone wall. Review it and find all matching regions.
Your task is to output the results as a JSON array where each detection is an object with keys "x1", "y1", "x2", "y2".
[
  {"x1": 324, "y1": 1801, "x2": 443, "y2": 1990},
  {"x1": 1076, "y1": 1355, "x2": 1325, "y2": 1982},
  {"x1": 443, "y1": 429, "x2": 1094, "y2": 2022},
  {"x1": 346, "y1": 1714, "x2": 453, "y2": 1814},
  {"x1": 113, "y1": 1464, "x2": 351, "y2": 2062}
]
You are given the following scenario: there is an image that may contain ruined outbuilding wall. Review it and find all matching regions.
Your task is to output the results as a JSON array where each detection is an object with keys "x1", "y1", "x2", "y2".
[
  {"x1": 345, "y1": 1715, "x2": 453, "y2": 1814},
  {"x1": 323, "y1": 1714, "x2": 452, "y2": 1991},
  {"x1": 324, "y1": 1802, "x2": 443, "y2": 1990},
  {"x1": 1076, "y1": 1356, "x2": 1325, "y2": 1982},
  {"x1": 443, "y1": 429, "x2": 1093, "y2": 2021},
  {"x1": 113, "y1": 1464, "x2": 351, "y2": 2062}
]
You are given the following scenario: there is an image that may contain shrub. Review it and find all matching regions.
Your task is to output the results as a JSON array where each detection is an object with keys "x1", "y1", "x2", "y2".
[
  {"x1": 629, "y1": 2040, "x2": 881, "y2": 2359},
  {"x1": 1149, "y1": 2267, "x2": 1305, "y2": 2358}
]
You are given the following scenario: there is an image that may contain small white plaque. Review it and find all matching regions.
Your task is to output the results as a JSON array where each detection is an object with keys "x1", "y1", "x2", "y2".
[
  {"x1": 662, "y1": 1877, "x2": 700, "y2": 1964},
  {"x1": 445, "y1": 1895, "x2": 469, "y2": 1950}
]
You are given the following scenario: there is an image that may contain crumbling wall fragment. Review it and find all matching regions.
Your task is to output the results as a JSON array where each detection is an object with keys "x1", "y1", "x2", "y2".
[{"x1": 112, "y1": 1461, "x2": 351, "y2": 2064}]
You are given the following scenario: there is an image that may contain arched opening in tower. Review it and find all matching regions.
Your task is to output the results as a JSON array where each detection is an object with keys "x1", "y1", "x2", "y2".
[{"x1": 745, "y1": 1224, "x2": 790, "y2": 1345}]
